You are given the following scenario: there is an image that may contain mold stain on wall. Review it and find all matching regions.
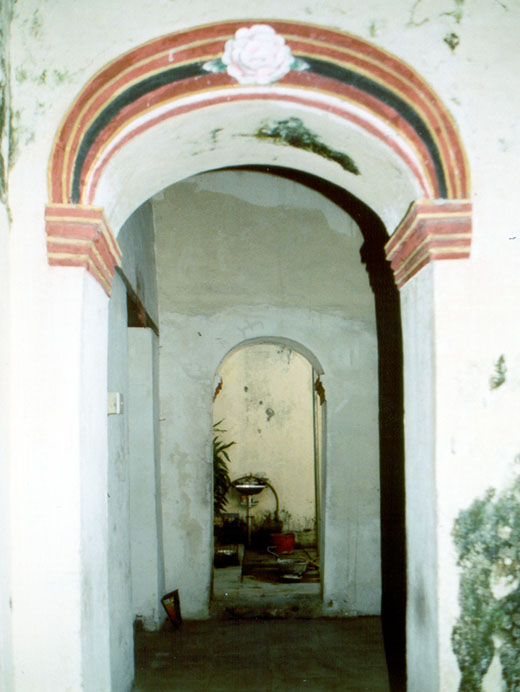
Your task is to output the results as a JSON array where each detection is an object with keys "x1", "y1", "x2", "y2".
[
  {"x1": 0, "y1": 62, "x2": 7, "y2": 204},
  {"x1": 408, "y1": 0, "x2": 465, "y2": 27},
  {"x1": 0, "y1": 0, "x2": 12, "y2": 205},
  {"x1": 452, "y1": 466, "x2": 520, "y2": 691},
  {"x1": 490, "y1": 354, "x2": 507, "y2": 390},
  {"x1": 255, "y1": 117, "x2": 360, "y2": 175},
  {"x1": 444, "y1": 32, "x2": 460, "y2": 51}
]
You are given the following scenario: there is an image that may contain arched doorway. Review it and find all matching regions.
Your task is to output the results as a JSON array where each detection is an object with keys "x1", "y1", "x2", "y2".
[
  {"x1": 212, "y1": 339, "x2": 325, "y2": 611},
  {"x1": 44, "y1": 20, "x2": 472, "y2": 691},
  {"x1": 108, "y1": 165, "x2": 401, "y2": 687}
]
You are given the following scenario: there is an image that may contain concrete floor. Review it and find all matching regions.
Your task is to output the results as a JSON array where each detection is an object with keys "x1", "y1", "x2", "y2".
[
  {"x1": 211, "y1": 550, "x2": 323, "y2": 619},
  {"x1": 132, "y1": 617, "x2": 391, "y2": 692}
]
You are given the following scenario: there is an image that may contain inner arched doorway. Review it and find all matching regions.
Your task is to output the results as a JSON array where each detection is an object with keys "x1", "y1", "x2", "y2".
[
  {"x1": 212, "y1": 339, "x2": 324, "y2": 608},
  {"x1": 44, "y1": 20, "x2": 472, "y2": 692}
]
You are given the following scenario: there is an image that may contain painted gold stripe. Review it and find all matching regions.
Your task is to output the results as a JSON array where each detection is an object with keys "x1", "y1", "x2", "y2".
[
  {"x1": 107, "y1": 48, "x2": 452, "y2": 197},
  {"x1": 391, "y1": 233, "x2": 471, "y2": 287},
  {"x1": 50, "y1": 21, "x2": 470, "y2": 206},
  {"x1": 393, "y1": 234, "x2": 471, "y2": 273},
  {"x1": 386, "y1": 205, "x2": 472, "y2": 254},
  {"x1": 81, "y1": 82, "x2": 436, "y2": 203},
  {"x1": 47, "y1": 237, "x2": 93, "y2": 246},
  {"x1": 46, "y1": 207, "x2": 121, "y2": 264},
  {"x1": 389, "y1": 218, "x2": 472, "y2": 252},
  {"x1": 85, "y1": 256, "x2": 112, "y2": 295},
  {"x1": 48, "y1": 240, "x2": 113, "y2": 280},
  {"x1": 59, "y1": 45, "x2": 450, "y2": 202},
  {"x1": 46, "y1": 202, "x2": 107, "y2": 213},
  {"x1": 58, "y1": 47, "x2": 226, "y2": 200},
  {"x1": 429, "y1": 244, "x2": 471, "y2": 255},
  {"x1": 395, "y1": 243, "x2": 471, "y2": 288},
  {"x1": 48, "y1": 251, "x2": 90, "y2": 261},
  {"x1": 392, "y1": 238, "x2": 432, "y2": 275},
  {"x1": 98, "y1": 218, "x2": 122, "y2": 262},
  {"x1": 47, "y1": 226, "x2": 117, "y2": 279}
]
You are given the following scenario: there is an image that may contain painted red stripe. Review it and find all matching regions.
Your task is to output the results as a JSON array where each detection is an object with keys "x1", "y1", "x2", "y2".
[
  {"x1": 46, "y1": 223, "x2": 98, "y2": 241},
  {"x1": 49, "y1": 20, "x2": 470, "y2": 206},
  {"x1": 84, "y1": 89, "x2": 432, "y2": 205},
  {"x1": 56, "y1": 40, "x2": 233, "y2": 202},
  {"x1": 47, "y1": 237, "x2": 117, "y2": 293},
  {"x1": 386, "y1": 202, "x2": 472, "y2": 254},
  {"x1": 46, "y1": 207, "x2": 120, "y2": 278},
  {"x1": 287, "y1": 39, "x2": 465, "y2": 197},
  {"x1": 77, "y1": 73, "x2": 437, "y2": 203},
  {"x1": 57, "y1": 56, "x2": 447, "y2": 203},
  {"x1": 386, "y1": 203, "x2": 472, "y2": 288},
  {"x1": 46, "y1": 230, "x2": 116, "y2": 274},
  {"x1": 45, "y1": 205, "x2": 104, "y2": 222}
]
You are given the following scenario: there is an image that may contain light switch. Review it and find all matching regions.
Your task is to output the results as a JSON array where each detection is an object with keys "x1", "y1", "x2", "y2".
[{"x1": 108, "y1": 392, "x2": 124, "y2": 415}]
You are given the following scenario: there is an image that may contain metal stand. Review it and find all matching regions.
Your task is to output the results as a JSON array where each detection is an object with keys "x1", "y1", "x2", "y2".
[{"x1": 226, "y1": 474, "x2": 280, "y2": 547}]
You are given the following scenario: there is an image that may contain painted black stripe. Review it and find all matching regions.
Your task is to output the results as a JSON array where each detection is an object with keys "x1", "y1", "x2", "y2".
[
  {"x1": 71, "y1": 63, "x2": 203, "y2": 202},
  {"x1": 304, "y1": 58, "x2": 446, "y2": 196},
  {"x1": 71, "y1": 58, "x2": 447, "y2": 202}
]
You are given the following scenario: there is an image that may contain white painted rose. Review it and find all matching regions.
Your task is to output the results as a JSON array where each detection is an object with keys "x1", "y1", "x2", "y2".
[{"x1": 222, "y1": 25, "x2": 294, "y2": 85}]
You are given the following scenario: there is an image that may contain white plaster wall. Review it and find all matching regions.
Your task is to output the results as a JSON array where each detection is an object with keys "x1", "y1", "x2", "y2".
[
  {"x1": 400, "y1": 266, "x2": 439, "y2": 692},
  {"x1": 106, "y1": 204, "x2": 160, "y2": 688},
  {"x1": 9, "y1": 262, "x2": 111, "y2": 692},
  {"x1": 0, "y1": 233, "x2": 13, "y2": 692},
  {"x1": 155, "y1": 170, "x2": 380, "y2": 616},
  {"x1": 96, "y1": 100, "x2": 420, "y2": 235},
  {"x1": 128, "y1": 328, "x2": 165, "y2": 630},
  {"x1": 0, "y1": 205, "x2": 12, "y2": 692},
  {"x1": 0, "y1": 3, "x2": 13, "y2": 683},
  {"x1": 433, "y1": 257, "x2": 520, "y2": 691},
  {"x1": 214, "y1": 343, "x2": 316, "y2": 534},
  {"x1": 79, "y1": 275, "x2": 112, "y2": 692},
  {"x1": 107, "y1": 274, "x2": 133, "y2": 692}
]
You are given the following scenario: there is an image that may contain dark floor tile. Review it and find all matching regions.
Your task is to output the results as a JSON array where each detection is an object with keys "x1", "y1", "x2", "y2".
[
  {"x1": 272, "y1": 676, "x2": 344, "y2": 691},
  {"x1": 270, "y1": 656, "x2": 338, "y2": 678},
  {"x1": 212, "y1": 669, "x2": 273, "y2": 691},
  {"x1": 132, "y1": 618, "x2": 390, "y2": 692}
]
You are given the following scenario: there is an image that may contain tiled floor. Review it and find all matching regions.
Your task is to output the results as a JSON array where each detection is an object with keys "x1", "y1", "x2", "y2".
[{"x1": 132, "y1": 617, "x2": 391, "y2": 692}]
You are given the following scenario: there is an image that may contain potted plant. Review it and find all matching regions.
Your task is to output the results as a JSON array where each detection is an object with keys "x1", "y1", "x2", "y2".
[
  {"x1": 212, "y1": 421, "x2": 235, "y2": 515},
  {"x1": 269, "y1": 509, "x2": 295, "y2": 553}
]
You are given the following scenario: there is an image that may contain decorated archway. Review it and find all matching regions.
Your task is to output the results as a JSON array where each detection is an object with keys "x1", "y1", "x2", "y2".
[
  {"x1": 42, "y1": 20, "x2": 472, "y2": 690},
  {"x1": 45, "y1": 20, "x2": 471, "y2": 294}
]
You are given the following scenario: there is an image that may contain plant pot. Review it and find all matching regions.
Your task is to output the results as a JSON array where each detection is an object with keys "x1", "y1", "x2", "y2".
[{"x1": 270, "y1": 532, "x2": 295, "y2": 554}]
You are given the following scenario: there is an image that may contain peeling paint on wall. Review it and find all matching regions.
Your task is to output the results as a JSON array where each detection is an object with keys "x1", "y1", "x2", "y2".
[{"x1": 452, "y1": 466, "x2": 520, "y2": 690}]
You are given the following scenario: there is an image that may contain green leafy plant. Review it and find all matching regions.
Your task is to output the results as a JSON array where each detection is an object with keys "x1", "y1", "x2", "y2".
[
  {"x1": 452, "y1": 468, "x2": 520, "y2": 691},
  {"x1": 213, "y1": 420, "x2": 235, "y2": 515}
]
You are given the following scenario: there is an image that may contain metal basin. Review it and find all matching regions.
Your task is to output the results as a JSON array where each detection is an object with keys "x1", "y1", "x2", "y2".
[
  {"x1": 234, "y1": 480, "x2": 266, "y2": 496},
  {"x1": 277, "y1": 557, "x2": 308, "y2": 580}
]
